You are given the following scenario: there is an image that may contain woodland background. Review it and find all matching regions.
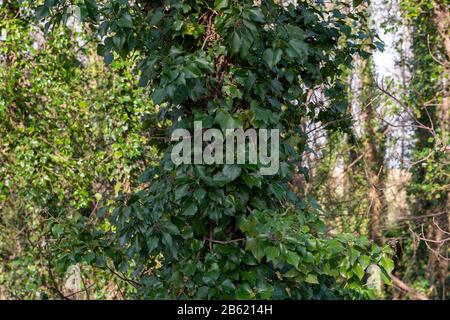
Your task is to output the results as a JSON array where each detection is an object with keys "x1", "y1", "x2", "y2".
[{"x1": 0, "y1": 0, "x2": 448, "y2": 300}]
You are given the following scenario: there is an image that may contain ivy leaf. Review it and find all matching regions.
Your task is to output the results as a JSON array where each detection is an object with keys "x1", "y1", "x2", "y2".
[
  {"x1": 147, "y1": 237, "x2": 159, "y2": 253},
  {"x1": 242, "y1": 172, "x2": 262, "y2": 188},
  {"x1": 162, "y1": 233, "x2": 173, "y2": 248},
  {"x1": 287, "y1": 39, "x2": 308, "y2": 60},
  {"x1": 353, "y1": 263, "x2": 365, "y2": 280},
  {"x1": 194, "y1": 188, "x2": 206, "y2": 203},
  {"x1": 269, "y1": 182, "x2": 285, "y2": 201},
  {"x1": 349, "y1": 247, "x2": 360, "y2": 265},
  {"x1": 221, "y1": 279, "x2": 236, "y2": 291},
  {"x1": 182, "y1": 200, "x2": 198, "y2": 216},
  {"x1": 51, "y1": 224, "x2": 64, "y2": 237},
  {"x1": 304, "y1": 274, "x2": 319, "y2": 284},
  {"x1": 35, "y1": 5, "x2": 49, "y2": 20},
  {"x1": 265, "y1": 246, "x2": 280, "y2": 262},
  {"x1": 353, "y1": 0, "x2": 365, "y2": 7},
  {"x1": 257, "y1": 282, "x2": 273, "y2": 299},
  {"x1": 263, "y1": 48, "x2": 282, "y2": 69},
  {"x1": 359, "y1": 255, "x2": 371, "y2": 270},
  {"x1": 117, "y1": 12, "x2": 133, "y2": 28},
  {"x1": 152, "y1": 88, "x2": 166, "y2": 104},
  {"x1": 236, "y1": 283, "x2": 253, "y2": 299},
  {"x1": 222, "y1": 165, "x2": 241, "y2": 181},
  {"x1": 230, "y1": 32, "x2": 242, "y2": 55},
  {"x1": 215, "y1": 109, "x2": 238, "y2": 131},
  {"x1": 150, "y1": 9, "x2": 164, "y2": 25},
  {"x1": 285, "y1": 251, "x2": 300, "y2": 267},
  {"x1": 248, "y1": 8, "x2": 265, "y2": 23},
  {"x1": 175, "y1": 184, "x2": 189, "y2": 201},
  {"x1": 380, "y1": 268, "x2": 392, "y2": 285},
  {"x1": 103, "y1": 52, "x2": 113, "y2": 64},
  {"x1": 212, "y1": 173, "x2": 231, "y2": 187},
  {"x1": 214, "y1": 0, "x2": 229, "y2": 11},
  {"x1": 380, "y1": 256, "x2": 395, "y2": 274},
  {"x1": 203, "y1": 269, "x2": 220, "y2": 285},
  {"x1": 245, "y1": 238, "x2": 265, "y2": 262},
  {"x1": 96, "y1": 207, "x2": 108, "y2": 218},
  {"x1": 164, "y1": 221, "x2": 180, "y2": 235}
]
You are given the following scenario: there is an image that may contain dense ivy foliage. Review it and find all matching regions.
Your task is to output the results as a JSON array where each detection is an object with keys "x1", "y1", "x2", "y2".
[{"x1": 26, "y1": 0, "x2": 396, "y2": 299}]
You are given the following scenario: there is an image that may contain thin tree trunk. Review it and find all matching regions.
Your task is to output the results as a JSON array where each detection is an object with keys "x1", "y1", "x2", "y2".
[{"x1": 360, "y1": 58, "x2": 386, "y2": 242}]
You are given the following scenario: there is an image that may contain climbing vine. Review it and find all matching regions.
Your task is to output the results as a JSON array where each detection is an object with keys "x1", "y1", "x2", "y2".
[{"x1": 34, "y1": 0, "x2": 394, "y2": 299}]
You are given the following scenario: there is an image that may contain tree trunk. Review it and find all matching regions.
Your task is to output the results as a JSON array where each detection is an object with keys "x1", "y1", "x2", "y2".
[{"x1": 359, "y1": 58, "x2": 386, "y2": 242}]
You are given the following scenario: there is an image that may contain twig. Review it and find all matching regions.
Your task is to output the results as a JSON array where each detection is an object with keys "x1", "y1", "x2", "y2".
[
  {"x1": 391, "y1": 274, "x2": 428, "y2": 300},
  {"x1": 105, "y1": 266, "x2": 141, "y2": 288},
  {"x1": 204, "y1": 237, "x2": 246, "y2": 244}
]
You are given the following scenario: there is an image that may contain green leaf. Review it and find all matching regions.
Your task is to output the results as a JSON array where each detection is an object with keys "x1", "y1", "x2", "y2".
[
  {"x1": 230, "y1": 32, "x2": 242, "y2": 55},
  {"x1": 257, "y1": 282, "x2": 273, "y2": 299},
  {"x1": 263, "y1": 48, "x2": 282, "y2": 69},
  {"x1": 380, "y1": 269, "x2": 392, "y2": 285},
  {"x1": 117, "y1": 12, "x2": 133, "y2": 28},
  {"x1": 359, "y1": 255, "x2": 371, "y2": 270},
  {"x1": 96, "y1": 207, "x2": 108, "y2": 218},
  {"x1": 214, "y1": 0, "x2": 229, "y2": 11},
  {"x1": 147, "y1": 237, "x2": 159, "y2": 253},
  {"x1": 236, "y1": 283, "x2": 253, "y2": 299},
  {"x1": 353, "y1": 263, "x2": 365, "y2": 280},
  {"x1": 221, "y1": 279, "x2": 236, "y2": 291},
  {"x1": 285, "y1": 251, "x2": 300, "y2": 267},
  {"x1": 149, "y1": 9, "x2": 164, "y2": 25},
  {"x1": 380, "y1": 256, "x2": 395, "y2": 274},
  {"x1": 265, "y1": 246, "x2": 280, "y2": 262},
  {"x1": 164, "y1": 221, "x2": 180, "y2": 235},
  {"x1": 175, "y1": 184, "x2": 189, "y2": 201},
  {"x1": 222, "y1": 165, "x2": 241, "y2": 181},
  {"x1": 353, "y1": 0, "x2": 364, "y2": 7},
  {"x1": 203, "y1": 269, "x2": 220, "y2": 285},
  {"x1": 245, "y1": 238, "x2": 265, "y2": 262},
  {"x1": 162, "y1": 233, "x2": 173, "y2": 248},
  {"x1": 349, "y1": 248, "x2": 360, "y2": 265},
  {"x1": 212, "y1": 173, "x2": 231, "y2": 187},
  {"x1": 194, "y1": 188, "x2": 206, "y2": 202},
  {"x1": 51, "y1": 224, "x2": 64, "y2": 237},
  {"x1": 287, "y1": 39, "x2": 308, "y2": 59},
  {"x1": 35, "y1": 5, "x2": 49, "y2": 20},
  {"x1": 215, "y1": 110, "x2": 238, "y2": 131},
  {"x1": 269, "y1": 182, "x2": 285, "y2": 201},
  {"x1": 181, "y1": 200, "x2": 198, "y2": 216},
  {"x1": 248, "y1": 8, "x2": 265, "y2": 23},
  {"x1": 304, "y1": 274, "x2": 319, "y2": 284},
  {"x1": 103, "y1": 52, "x2": 113, "y2": 64},
  {"x1": 152, "y1": 88, "x2": 166, "y2": 104},
  {"x1": 284, "y1": 268, "x2": 300, "y2": 278},
  {"x1": 242, "y1": 172, "x2": 262, "y2": 188}
]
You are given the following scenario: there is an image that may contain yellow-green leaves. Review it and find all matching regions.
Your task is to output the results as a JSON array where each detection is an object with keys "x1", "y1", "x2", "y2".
[
  {"x1": 305, "y1": 274, "x2": 319, "y2": 285},
  {"x1": 380, "y1": 256, "x2": 395, "y2": 274}
]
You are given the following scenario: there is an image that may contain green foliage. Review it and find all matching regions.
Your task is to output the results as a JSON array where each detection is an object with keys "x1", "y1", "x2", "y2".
[
  {"x1": 31, "y1": 0, "x2": 396, "y2": 299},
  {"x1": 396, "y1": 0, "x2": 449, "y2": 299},
  {"x1": 0, "y1": 3, "x2": 155, "y2": 298}
]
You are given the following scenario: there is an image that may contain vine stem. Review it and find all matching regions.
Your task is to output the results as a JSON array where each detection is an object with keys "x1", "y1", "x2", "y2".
[{"x1": 204, "y1": 237, "x2": 246, "y2": 244}]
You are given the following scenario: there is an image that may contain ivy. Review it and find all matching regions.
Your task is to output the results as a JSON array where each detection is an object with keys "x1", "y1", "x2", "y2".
[{"x1": 35, "y1": 0, "x2": 394, "y2": 299}]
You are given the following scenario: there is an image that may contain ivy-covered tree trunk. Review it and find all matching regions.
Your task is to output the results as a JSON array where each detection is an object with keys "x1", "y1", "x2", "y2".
[
  {"x1": 402, "y1": 0, "x2": 449, "y2": 299},
  {"x1": 359, "y1": 57, "x2": 386, "y2": 242},
  {"x1": 37, "y1": 0, "x2": 394, "y2": 299},
  {"x1": 430, "y1": 0, "x2": 449, "y2": 300}
]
